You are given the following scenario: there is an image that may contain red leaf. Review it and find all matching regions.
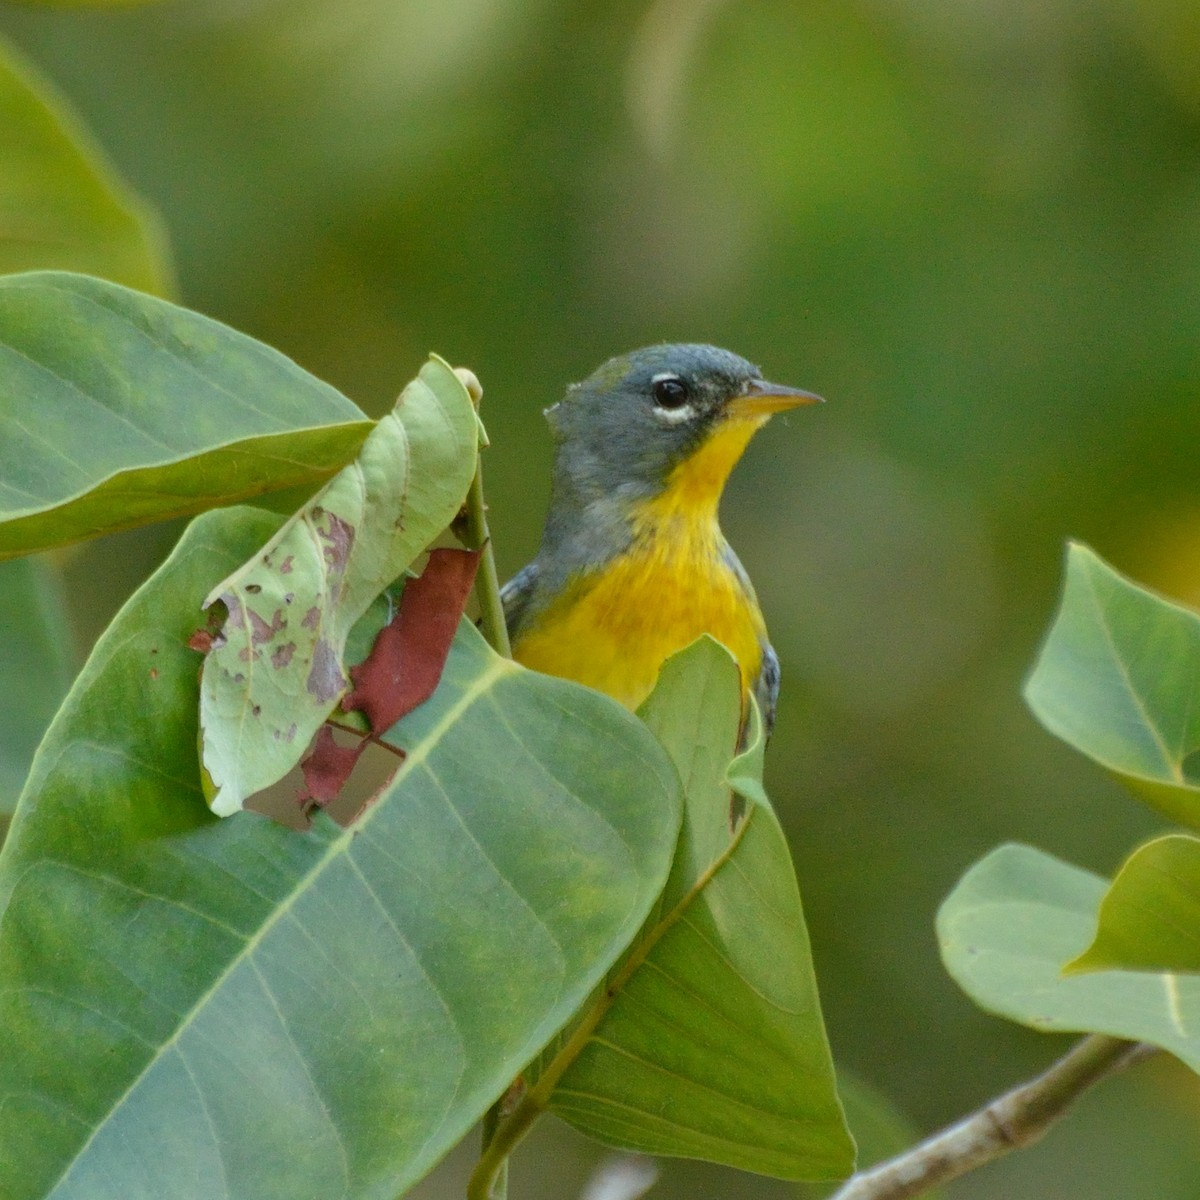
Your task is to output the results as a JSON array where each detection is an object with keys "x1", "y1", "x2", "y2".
[
  {"x1": 298, "y1": 726, "x2": 368, "y2": 807},
  {"x1": 345, "y1": 547, "x2": 481, "y2": 733}
]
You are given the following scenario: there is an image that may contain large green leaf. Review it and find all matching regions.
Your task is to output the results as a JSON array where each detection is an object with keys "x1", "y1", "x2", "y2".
[
  {"x1": 1069, "y1": 834, "x2": 1200, "y2": 975},
  {"x1": 0, "y1": 272, "x2": 372, "y2": 559},
  {"x1": 198, "y1": 355, "x2": 478, "y2": 815},
  {"x1": 938, "y1": 843, "x2": 1200, "y2": 1069},
  {"x1": 1025, "y1": 542, "x2": 1200, "y2": 829},
  {"x1": 527, "y1": 638, "x2": 853, "y2": 1182},
  {"x1": 0, "y1": 38, "x2": 170, "y2": 291},
  {"x1": 0, "y1": 555, "x2": 74, "y2": 815},
  {"x1": 0, "y1": 506, "x2": 682, "y2": 1200}
]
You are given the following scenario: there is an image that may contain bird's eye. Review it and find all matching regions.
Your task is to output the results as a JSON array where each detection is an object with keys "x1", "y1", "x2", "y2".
[{"x1": 651, "y1": 376, "x2": 690, "y2": 409}]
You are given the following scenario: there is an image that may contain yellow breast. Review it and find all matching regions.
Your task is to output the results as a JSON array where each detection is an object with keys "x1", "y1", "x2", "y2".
[{"x1": 512, "y1": 417, "x2": 769, "y2": 711}]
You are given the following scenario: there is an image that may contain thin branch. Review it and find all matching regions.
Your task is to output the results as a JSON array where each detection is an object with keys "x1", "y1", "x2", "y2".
[{"x1": 829, "y1": 1035, "x2": 1158, "y2": 1200}]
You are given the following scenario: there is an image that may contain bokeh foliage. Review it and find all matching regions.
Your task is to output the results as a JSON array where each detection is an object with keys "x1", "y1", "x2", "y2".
[{"x1": 2, "y1": 0, "x2": 1200, "y2": 1196}]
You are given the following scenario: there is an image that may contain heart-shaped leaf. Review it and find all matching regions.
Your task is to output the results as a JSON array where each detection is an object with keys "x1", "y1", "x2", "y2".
[
  {"x1": 0, "y1": 272, "x2": 371, "y2": 559},
  {"x1": 1068, "y1": 834, "x2": 1200, "y2": 974},
  {"x1": 0, "y1": 506, "x2": 682, "y2": 1200},
  {"x1": 1025, "y1": 542, "x2": 1200, "y2": 829},
  {"x1": 198, "y1": 354, "x2": 479, "y2": 815},
  {"x1": 520, "y1": 638, "x2": 853, "y2": 1183},
  {"x1": 939, "y1": 843, "x2": 1200, "y2": 1069}
]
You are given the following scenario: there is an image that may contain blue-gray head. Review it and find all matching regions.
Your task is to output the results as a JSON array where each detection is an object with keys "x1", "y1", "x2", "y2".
[{"x1": 545, "y1": 343, "x2": 820, "y2": 504}]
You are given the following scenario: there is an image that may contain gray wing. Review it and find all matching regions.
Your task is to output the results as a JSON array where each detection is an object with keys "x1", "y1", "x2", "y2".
[
  {"x1": 720, "y1": 541, "x2": 779, "y2": 739},
  {"x1": 499, "y1": 561, "x2": 540, "y2": 641},
  {"x1": 753, "y1": 641, "x2": 780, "y2": 740}
]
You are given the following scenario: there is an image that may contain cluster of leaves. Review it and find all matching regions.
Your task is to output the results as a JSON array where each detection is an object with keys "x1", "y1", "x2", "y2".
[
  {"x1": 0, "y1": 72, "x2": 864, "y2": 1190},
  {"x1": 5, "y1": 9, "x2": 1200, "y2": 1200},
  {"x1": 940, "y1": 544, "x2": 1200, "y2": 1069},
  {"x1": 0, "y1": 264, "x2": 858, "y2": 1197},
  {"x1": 0, "y1": 26, "x2": 869, "y2": 1199}
]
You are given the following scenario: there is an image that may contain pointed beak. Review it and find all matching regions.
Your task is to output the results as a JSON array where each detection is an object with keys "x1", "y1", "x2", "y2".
[{"x1": 725, "y1": 378, "x2": 824, "y2": 419}]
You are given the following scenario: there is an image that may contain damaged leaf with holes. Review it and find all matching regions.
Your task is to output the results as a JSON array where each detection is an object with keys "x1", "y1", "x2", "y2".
[
  {"x1": 297, "y1": 547, "x2": 481, "y2": 809},
  {"x1": 198, "y1": 354, "x2": 479, "y2": 816}
]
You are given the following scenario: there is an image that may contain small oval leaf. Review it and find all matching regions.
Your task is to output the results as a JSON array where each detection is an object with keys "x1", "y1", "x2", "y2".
[
  {"x1": 939, "y1": 843, "x2": 1200, "y2": 1069},
  {"x1": 1025, "y1": 542, "x2": 1200, "y2": 829},
  {"x1": 1068, "y1": 834, "x2": 1200, "y2": 975}
]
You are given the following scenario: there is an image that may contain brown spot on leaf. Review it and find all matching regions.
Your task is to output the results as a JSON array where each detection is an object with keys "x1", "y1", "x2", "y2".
[
  {"x1": 301, "y1": 606, "x2": 321, "y2": 630},
  {"x1": 271, "y1": 641, "x2": 297, "y2": 669},
  {"x1": 245, "y1": 583, "x2": 262, "y2": 594},
  {"x1": 149, "y1": 668, "x2": 158, "y2": 680},
  {"x1": 280, "y1": 555, "x2": 294, "y2": 574},
  {"x1": 344, "y1": 547, "x2": 481, "y2": 732},
  {"x1": 188, "y1": 629, "x2": 215, "y2": 654},
  {"x1": 306, "y1": 638, "x2": 347, "y2": 702},
  {"x1": 318, "y1": 511, "x2": 355, "y2": 574},
  {"x1": 248, "y1": 608, "x2": 286, "y2": 646}
]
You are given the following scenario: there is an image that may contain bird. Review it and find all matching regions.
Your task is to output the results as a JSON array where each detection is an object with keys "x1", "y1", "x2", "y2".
[{"x1": 501, "y1": 344, "x2": 821, "y2": 736}]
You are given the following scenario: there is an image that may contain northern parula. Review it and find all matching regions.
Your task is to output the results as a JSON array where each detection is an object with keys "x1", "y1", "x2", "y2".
[{"x1": 502, "y1": 344, "x2": 820, "y2": 732}]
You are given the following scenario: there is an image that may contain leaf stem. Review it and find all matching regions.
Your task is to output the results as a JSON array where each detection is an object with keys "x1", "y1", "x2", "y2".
[
  {"x1": 827, "y1": 1034, "x2": 1157, "y2": 1200},
  {"x1": 463, "y1": 456, "x2": 511, "y2": 659},
  {"x1": 470, "y1": 1092, "x2": 541, "y2": 1200},
  {"x1": 452, "y1": 368, "x2": 511, "y2": 660}
]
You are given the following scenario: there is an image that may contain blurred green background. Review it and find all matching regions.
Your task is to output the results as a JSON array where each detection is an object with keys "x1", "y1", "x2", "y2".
[{"x1": 4, "y1": 0, "x2": 1200, "y2": 1195}]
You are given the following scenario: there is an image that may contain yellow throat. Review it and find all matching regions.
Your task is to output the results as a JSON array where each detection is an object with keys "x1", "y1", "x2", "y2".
[{"x1": 511, "y1": 416, "x2": 769, "y2": 710}]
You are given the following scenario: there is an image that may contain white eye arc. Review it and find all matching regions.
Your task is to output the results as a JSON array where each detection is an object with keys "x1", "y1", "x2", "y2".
[
  {"x1": 653, "y1": 401, "x2": 696, "y2": 424},
  {"x1": 650, "y1": 372, "x2": 694, "y2": 422}
]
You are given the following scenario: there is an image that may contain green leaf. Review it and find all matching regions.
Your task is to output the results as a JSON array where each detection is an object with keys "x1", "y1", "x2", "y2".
[
  {"x1": 0, "y1": 555, "x2": 74, "y2": 816},
  {"x1": 533, "y1": 637, "x2": 853, "y2": 1182},
  {"x1": 938, "y1": 843, "x2": 1200, "y2": 1070},
  {"x1": 0, "y1": 38, "x2": 171, "y2": 291},
  {"x1": 198, "y1": 355, "x2": 478, "y2": 815},
  {"x1": 0, "y1": 272, "x2": 372, "y2": 559},
  {"x1": 1025, "y1": 542, "x2": 1200, "y2": 829},
  {"x1": 1068, "y1": 834, "x2": 1200, "y2": 974},
  {"x1": 0, "y1": 506, "x2": 682, "y2": 1200}
]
